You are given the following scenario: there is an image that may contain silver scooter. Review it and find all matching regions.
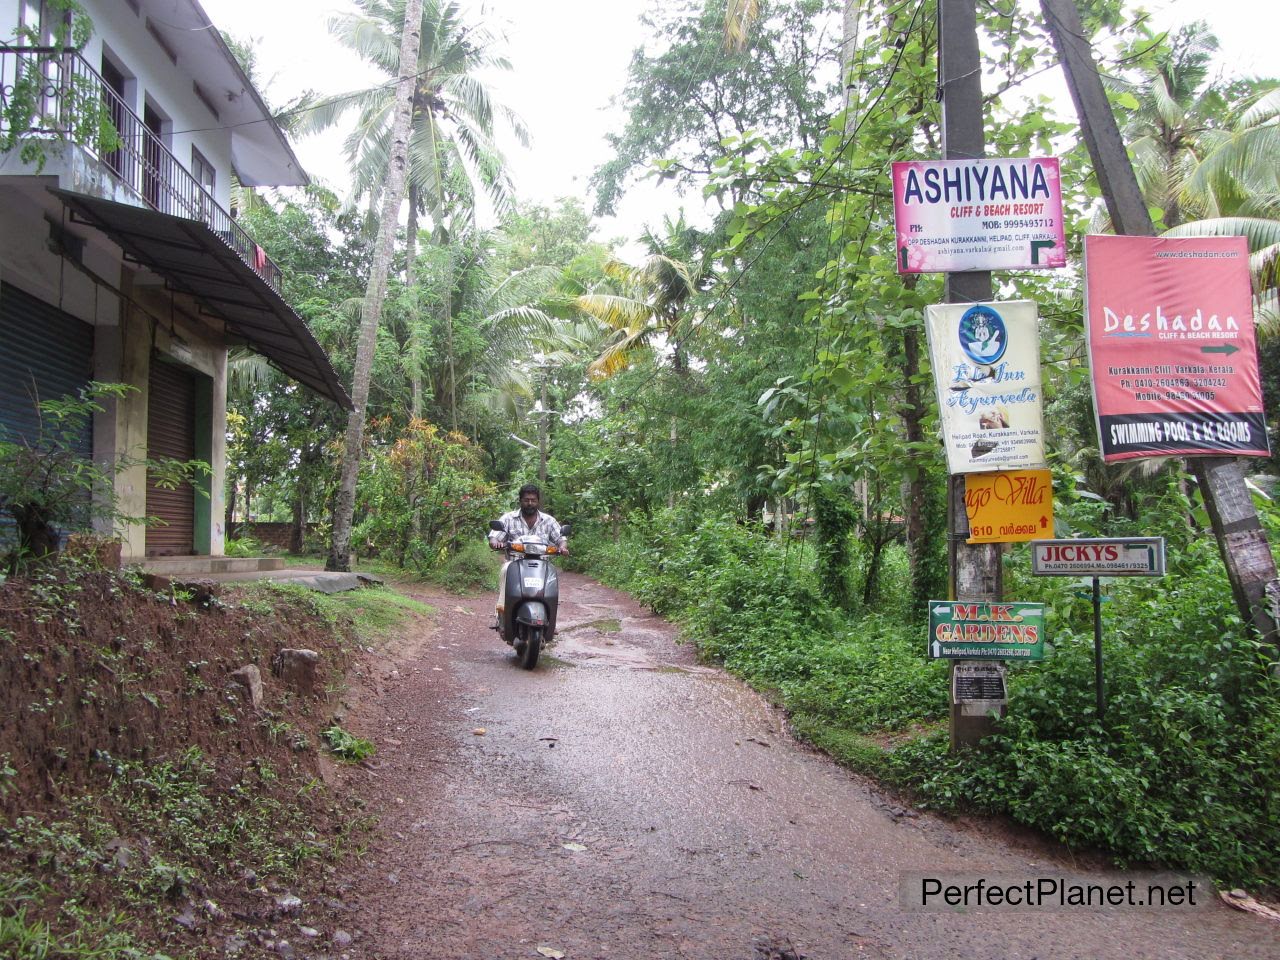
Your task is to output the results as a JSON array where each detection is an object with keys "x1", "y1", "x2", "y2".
[{"x1": 488, "y1": 520, "x2": 571, "y2": 669}]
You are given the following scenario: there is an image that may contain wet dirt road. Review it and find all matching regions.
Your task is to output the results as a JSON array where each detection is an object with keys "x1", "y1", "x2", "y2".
[{"x1": 342, "y1": 573, "x2": 1280, "y2": 959}]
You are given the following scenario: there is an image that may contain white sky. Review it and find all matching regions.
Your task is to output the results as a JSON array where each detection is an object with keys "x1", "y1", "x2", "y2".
[{"x1": 197, "y1": 0, "x2": 1277, "y2": 246}]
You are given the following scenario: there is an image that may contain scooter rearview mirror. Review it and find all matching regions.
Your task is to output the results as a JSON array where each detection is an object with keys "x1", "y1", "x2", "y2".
[
  {"x1": 560, "y1": 523, "x2": 572, "y2": 538},
  {"x1": 489, "y1": 519, "x2": 504, "y2": 531}
]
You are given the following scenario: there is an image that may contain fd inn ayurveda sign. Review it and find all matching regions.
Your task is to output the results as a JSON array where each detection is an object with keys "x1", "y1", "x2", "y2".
[{"x1": 925, "y1": 300, "x2": 1047, "y2": 474}]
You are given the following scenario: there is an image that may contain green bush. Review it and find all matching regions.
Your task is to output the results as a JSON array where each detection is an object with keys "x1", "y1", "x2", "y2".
[
  {"x1": 427, "y1": 539, "x2": 500, "y2": 594},
  {"x1": 224, "y1": 534, "x2": 265, "y2": 558},
  {"x1": 885, "y1": 548, "x2": 1280, "y2": 886}
]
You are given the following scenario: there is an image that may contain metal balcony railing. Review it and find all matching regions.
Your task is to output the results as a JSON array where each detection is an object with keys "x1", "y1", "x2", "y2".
[{"x1": 0, "y1": 44, "x2": 282, "y2": 291}]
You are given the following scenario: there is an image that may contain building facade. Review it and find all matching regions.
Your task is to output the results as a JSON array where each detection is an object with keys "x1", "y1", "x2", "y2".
[{"x1": 0, "y1": 0, "x2": 348, "y2": 561}]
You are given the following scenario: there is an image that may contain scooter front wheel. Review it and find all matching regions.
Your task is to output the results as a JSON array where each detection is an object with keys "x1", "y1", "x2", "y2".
[{"x1": 519, "y1": 627, "x2": 542, "y2": 670}]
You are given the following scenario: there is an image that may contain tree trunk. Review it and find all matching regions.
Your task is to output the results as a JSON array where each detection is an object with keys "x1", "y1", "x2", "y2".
[
  {"x1": 447, "y1": 307, "x2": 458, "y2": 431},
  {"x1": 11, "y1": 504, "x2": 59, "y2": 571},
  {"x1": 901, "y1": 324, "x2": 929, "y2": 584},
  {"x1": 667, "y1": 417, "x2": 678, "y2": 510},
  {"x1": 840, "y1": 0, "x2": 859, "y2": 115},
  {"x1": 407, "y1": 184, "x2": 422, "y2": 419},
  {"x1": 225, "y1": 480, "x2": 236, "y2": 532},
  {"x1": 538, "y1": 374, "x2": 548, "y2": 490},
  {"x1": 290, "y1": 490, "x2": 305, "y2": 554},
  {"x1": 328, "y1": 0, "x2": 425, "y2": 572}
]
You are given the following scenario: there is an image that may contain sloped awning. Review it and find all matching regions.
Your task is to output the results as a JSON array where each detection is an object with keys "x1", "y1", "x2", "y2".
[{"x1": 51, "y1": 189, "x2": 351, "y2": 409}]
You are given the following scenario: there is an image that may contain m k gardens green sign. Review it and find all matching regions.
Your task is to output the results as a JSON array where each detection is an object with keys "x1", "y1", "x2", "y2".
[{"x1": 928, "y1": 601, "x2": 1046, "y2": 660}]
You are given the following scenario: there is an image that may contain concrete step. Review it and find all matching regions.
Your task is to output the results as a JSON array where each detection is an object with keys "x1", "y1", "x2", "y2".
[{"x1": 138, "y1": 555, "x2": 286, "y2": 576}]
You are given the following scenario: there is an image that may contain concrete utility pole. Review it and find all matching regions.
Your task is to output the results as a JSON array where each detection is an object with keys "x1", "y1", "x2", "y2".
[
  {"x1": 1041, "y1": 0, "x2": 1280, "y2": 656},
  {"x1": 939, "y1": 0, "x2": 1003, "y2": 748}
]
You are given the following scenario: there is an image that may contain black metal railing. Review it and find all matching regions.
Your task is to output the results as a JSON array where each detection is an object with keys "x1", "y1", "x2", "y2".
[{"x1": 1, "y1": 44, "x2": 282, "y2": 291}]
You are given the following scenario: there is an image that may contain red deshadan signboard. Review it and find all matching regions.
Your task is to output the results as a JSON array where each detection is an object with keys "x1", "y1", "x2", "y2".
[{"x1": 1084, "y1": 235, "x2": 1269, "y2": 462}]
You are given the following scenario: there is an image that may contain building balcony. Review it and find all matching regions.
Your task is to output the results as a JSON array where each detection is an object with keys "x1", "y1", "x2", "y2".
[{"x1": 0, "y1": 44, "x2": 281, "y2": 292}]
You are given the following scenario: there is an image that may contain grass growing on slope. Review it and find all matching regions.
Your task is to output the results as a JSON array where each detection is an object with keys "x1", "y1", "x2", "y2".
[{"x1": 240, "y1": 581, "x2": 434, "y2": 644}]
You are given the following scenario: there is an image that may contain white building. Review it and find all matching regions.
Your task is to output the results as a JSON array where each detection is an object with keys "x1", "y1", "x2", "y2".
[{"x1": 0, "y1": 0, "x2": 348, "y2": 563}]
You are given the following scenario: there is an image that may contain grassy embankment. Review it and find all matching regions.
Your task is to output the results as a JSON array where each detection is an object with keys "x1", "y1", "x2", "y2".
[{"x1": 0, "y1": 558, "x2": 431, "y2": 959}]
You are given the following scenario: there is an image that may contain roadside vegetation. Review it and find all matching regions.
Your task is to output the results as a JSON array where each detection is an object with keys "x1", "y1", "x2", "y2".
[
  {"x1": 574, "y1": 482, "x2": 1280, "y2": 890},
  {"x1": 4, "y1": 0, "x2": 1278, "y2": 923}
]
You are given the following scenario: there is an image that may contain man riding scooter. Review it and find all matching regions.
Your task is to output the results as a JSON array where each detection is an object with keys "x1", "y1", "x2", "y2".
[{"x1": 488, "y1": 484, "x2": 569, "y2": 667}]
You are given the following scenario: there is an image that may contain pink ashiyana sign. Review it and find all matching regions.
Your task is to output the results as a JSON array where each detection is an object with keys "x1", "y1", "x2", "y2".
[{"x1": 893, "y1": 158, "x2": 1067, "y2": 274}]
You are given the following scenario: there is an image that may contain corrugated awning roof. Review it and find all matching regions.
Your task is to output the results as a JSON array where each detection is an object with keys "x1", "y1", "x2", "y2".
[{"x1": 52, "y1": 189, "x2": 351, "y2": 409}]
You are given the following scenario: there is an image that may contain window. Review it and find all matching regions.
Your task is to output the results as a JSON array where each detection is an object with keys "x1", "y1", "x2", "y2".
[
  {"x1": 191, "y1": 147, "x2": 216, "y2": 225},
  {"x1": 20, "y1": 0, "x2": 71, "y2": 46},
  {"x1": 19, "y1": 0, "x2": 45, "y2": 43}
]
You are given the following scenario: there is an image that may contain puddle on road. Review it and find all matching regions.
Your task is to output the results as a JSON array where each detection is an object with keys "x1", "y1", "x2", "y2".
[
  {"x1": 553, "y1": 631, "x2": 657, "y2": 670},
  {"x1": 551, "y1": 621, "x2": 715, "y2": 674}
]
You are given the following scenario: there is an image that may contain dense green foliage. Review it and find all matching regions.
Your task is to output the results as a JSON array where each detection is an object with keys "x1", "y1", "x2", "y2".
[
  {"x1": 208, "y1": 0, "x2": 1280, "y2": 890},
  {"x1": 577, "y1": 505, "x2": 947, "y2": 734}
]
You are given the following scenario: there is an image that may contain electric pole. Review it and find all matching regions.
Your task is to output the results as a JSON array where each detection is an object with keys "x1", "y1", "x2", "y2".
[{"x1": 939, "y1": 0, "x2": 1003, "y2": 748}]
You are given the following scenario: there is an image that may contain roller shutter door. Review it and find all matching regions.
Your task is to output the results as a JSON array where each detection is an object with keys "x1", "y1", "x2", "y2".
[
  {"x1": 0, "y1": 283, "x2": 95, "y2": 549},
  {"x1": 145, "y1": 359, "x2": 196, "y2": 556},
  {"x1": 0, "y1": 282, "x2": 94, "y2": 455}
]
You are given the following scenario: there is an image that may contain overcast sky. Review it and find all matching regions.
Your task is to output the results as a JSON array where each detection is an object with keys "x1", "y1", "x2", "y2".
[{"x1": 197, "y1": 0, "x2": 1277, "y2": 245}]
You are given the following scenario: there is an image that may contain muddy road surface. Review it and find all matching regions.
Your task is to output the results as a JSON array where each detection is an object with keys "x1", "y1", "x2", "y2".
[{"x1": 339, "y1": 573, "x2": 1279, "y2": 959}]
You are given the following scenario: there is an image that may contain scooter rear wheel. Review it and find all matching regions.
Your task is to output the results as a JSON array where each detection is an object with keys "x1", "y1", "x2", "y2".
[{"x1": 519, "y1": 627, "x2": 541, "y2": 670}]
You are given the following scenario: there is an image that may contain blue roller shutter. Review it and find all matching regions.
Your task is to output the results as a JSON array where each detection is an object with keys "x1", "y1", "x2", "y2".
[
  {"x1": 0, "y1": 282, "x2": 96, "y2": 456},
  {"x1": 0, "y1": 282, "x2": 96, "y2": 549}
]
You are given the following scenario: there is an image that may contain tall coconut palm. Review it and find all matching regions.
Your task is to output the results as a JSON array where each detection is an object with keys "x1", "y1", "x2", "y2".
[
  {"x1": 1164, "y1": 85, "x2": 1280, "y2": 326},
  {"x1": 1098, "y1": 24, "x2": 1280, "y2": 327},
  {"x1": 328, "y1": 0, "x2": 425, "y2": 573},
  {"x1": 298, "y1": 0, "x2": 527, "y2": 417}
]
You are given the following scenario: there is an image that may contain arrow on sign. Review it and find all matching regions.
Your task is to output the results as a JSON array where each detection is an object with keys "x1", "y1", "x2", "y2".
[
  {"x1": 899, "y1": 246, "x2": 910, "y2": 272},
  {"x1": 1040, "y1": 515, "x2": 1049, "y2": 528},
  {"x1": 1127, "y1": 544, "x2": 1156, "y2": 569},
  {"x1": 1201, "y1": 343, "x2": 1239, "y2": 356},
  {"x1": 1030, "y1": 240, "x2": 1056, "y2": 263},
  {"x1": 932, "y1": 605, "x2": 953, "y2": 616}
]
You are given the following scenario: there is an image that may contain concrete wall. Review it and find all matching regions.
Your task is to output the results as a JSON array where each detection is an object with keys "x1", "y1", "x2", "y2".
[{"x1": 0, "y1": 182, "x2": 120, "y2": 329}]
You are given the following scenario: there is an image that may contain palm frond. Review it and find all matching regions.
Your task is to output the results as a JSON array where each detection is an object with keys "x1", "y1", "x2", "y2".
[
  {"x1": 586, "y1": 329, "x2": 652, "y2": 379},
  {"x1": 1240, "y1": 87, "x2": 1280, "y2": 128},
  {"x1": 575, "y1": 293, "x2": 652, "y2": 333},
  {"x1": 1164, "y1": 217, "x2": 1280, "y2": 249},
  {"x1": 723, "y1": 0, "x2": 760, "y2": 52}
]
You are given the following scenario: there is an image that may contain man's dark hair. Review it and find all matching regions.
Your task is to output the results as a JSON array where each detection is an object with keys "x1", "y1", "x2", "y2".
[{"x1": 518, "y1": 483, "x2": 541, "y2": 499}]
